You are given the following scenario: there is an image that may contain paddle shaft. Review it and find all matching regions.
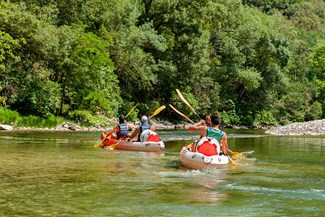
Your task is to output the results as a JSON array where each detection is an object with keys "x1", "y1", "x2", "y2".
[{"x1": 169, "y1": 104, "x2": 194, "y2": 124}]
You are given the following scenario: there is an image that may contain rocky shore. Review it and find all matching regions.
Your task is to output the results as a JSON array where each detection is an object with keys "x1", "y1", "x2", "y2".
[
  {"x1": 265, "y1": 119, "x2": 325, "y2": 136},
  {"x1": 1, "y1": 119, "x2": 325, "y2": 136},
  {"x1": 0, "y1": 120, "x2": 189, "y2": 132}
]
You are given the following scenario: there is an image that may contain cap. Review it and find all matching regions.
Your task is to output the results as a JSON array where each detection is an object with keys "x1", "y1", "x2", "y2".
[{"x1": 140, "y1": 115, "x2": 148, "y2": 123}]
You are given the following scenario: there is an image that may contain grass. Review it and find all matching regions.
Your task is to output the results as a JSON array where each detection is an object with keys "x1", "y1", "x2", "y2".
[{"x1": 0, "y1": 108, "x2": 112, "y2": 128}]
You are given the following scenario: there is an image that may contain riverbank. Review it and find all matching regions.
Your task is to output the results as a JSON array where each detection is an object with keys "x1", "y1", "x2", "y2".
[
  {"x1": 265, "y1": 119, "x2": 325, "y2": 136},
  {"x1": 0, "y1": 120, "x2": 189, "y2": 132},
  {"x1": 2, "y1": 119, "x2": 325, "y2": 136}
]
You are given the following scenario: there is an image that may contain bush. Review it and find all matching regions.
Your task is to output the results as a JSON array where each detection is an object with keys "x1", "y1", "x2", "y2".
[
  {"x1": 305, "y1": 101, "x2": 322, "y2": 121},
  {"x1": 220, "y1": 110, "x2": 240, "y2": 125},
  {"x1": 0, "y1": 108, "x2": 21, "y2": 125},
  {"x1": 17, "y1": 115, "x2": 65, "y2": 128},
  {"x1": 254, "y1": 110, "x2": 277, "y2": 126},
  {"x1": 68, "y1": 110, "x2": 111, "y2": 127}
]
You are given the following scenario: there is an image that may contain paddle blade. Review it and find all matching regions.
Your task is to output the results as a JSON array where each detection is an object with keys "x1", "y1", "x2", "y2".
[
  {"x1": 149, "y1": 105, "x2": 166, "y2": 119},
  {"x1": 228, "y1": 156, "x2": 236, "y2": 166},
  {"x1": 104, "y1": 143, "x2": 118, "y2": 150},
  {"x1": 110, "y1": 143, "x2": 118, "y2": 149},
  {"x1": 176, "y1": 89, "x2": 201, "y2": 121},
  {"x1": 176, "y1": 89, "x2": 195, "y2": 111},
  {"x1": 169, "y1": 104, "x2": 194, "y2": 124},
  {"x1": 229, "y1": 150, "x2": 246, "y2": 160},
  {"x1": 93, "y1": 141, "x2": 102, "y2": 149}
]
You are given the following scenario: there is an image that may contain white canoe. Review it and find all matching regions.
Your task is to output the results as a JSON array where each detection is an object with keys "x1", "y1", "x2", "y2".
[
  {"x1": 180, "y1": 145, "x2": 230, "y2": 170},
  {"x1": 101, "y1": 132, "x2": 165, "y2": 152},
  {"x1": 114, "y1": 140, "x2": 165, "y2": 152}
]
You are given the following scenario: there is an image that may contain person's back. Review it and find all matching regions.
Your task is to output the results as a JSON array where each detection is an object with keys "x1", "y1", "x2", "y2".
[
  {"x1": 130, "y1": 115, "x2": 155, "y2": 142},
  {"x1": 106, "y1": 115, "x2": 132, "y2": 140},
  {"x1": 116, "y1": 122, "x2": 128, "y2": 139},
  {"x1": 206, "y1": 127, "x2": 223, "y2": 143},
  {"x1": 189, "y1": 114, "x2": 228, "y2": 155}
]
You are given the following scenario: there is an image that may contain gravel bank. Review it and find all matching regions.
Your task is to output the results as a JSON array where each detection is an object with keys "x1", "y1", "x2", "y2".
[
  {"x1": 3, "y1": 119, "x2": 325, "y2": 136},
  {"x1": 1, "y1": 120, "x2": 188, "y2": 132},
  {"x1": 265, "y1": 119, "x2": 325, "y2": 136}
]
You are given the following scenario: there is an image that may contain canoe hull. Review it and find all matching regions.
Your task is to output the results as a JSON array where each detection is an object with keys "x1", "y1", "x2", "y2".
[
  {"x1": 101, "y1": 133, "x2": 165, "y2": 152},
  {"x1": 180, "y1": 145, "x2": 230, "y2": 170}
]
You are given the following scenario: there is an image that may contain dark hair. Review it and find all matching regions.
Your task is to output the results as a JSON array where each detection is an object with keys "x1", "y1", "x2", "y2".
[
  {"x1": 210, "y1": 114, "x2": 221, "y2": 126},
  {"x1": 118, "y1": 115, "x2": 125, "y2": 124}
]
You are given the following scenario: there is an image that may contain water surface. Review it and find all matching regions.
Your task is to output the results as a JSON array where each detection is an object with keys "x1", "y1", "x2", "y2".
[{"x1": 0, "y1": 129, "x2": 324, "y2": 216}]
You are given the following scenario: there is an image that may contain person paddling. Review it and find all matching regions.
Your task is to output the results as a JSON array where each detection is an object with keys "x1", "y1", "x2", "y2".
[
  {"x1": 130, "y1": 115, "x2": 155, "y2": 142},
  {"x1": 188, "y1": 114, "x2": 229, "y2": 155},
  {"x1": 106, "y1": 115, "x2": 133, "y2": 140}
]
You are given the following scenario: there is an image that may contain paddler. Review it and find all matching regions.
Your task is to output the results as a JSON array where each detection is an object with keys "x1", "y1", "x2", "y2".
[{"x1": 188, "y1": 114, "x2": 229, "y2": 156}]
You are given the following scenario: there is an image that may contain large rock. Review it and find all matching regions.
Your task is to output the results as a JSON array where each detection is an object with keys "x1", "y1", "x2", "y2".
[{"x1": 0, "y1": 124, "x2": 13, "y2": 131}]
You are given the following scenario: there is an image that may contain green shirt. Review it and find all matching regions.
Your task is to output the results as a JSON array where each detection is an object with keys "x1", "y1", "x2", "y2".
[{"x1": 206, "y1": 127, "x2": 223, "y2": 143}]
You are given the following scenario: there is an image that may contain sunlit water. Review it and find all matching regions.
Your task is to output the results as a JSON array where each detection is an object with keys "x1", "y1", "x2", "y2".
[{"x1": 0, "y1": 129, "x2": 324, "y2": 216}]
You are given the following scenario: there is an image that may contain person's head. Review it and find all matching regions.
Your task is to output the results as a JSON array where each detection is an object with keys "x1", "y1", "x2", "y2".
[
  {"x1": 118, "y1": 115, "x2": 125, "y2": 124},
  {"x1": 205, "y1": 115, "x2": 211, "y2": 126},
  {"x1": 210, "y1": 114, "x2": 221, "y2": 126},
  {"x1": 140, "y1": 115, "x2": 148, "y2": 123}
]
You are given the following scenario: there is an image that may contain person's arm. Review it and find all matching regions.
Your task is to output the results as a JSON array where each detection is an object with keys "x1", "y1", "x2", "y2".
[
  {"x1": 188, "y1": 120, "x2": 207, "y2": 137},
  {"x1": 127, "y1": 123, "x2": 133, "y2": 131},
  {"x1": 106, "y1": 125, "x2": 118, "y2": 135},
  {"x1": 129, "y1": 127, "x2": 140, "y2": 140},
  {"x1": 220, "y1": 132, "x2": 229, "y2": 154}
]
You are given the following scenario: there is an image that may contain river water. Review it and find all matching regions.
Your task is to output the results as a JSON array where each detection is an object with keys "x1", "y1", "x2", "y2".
[{"x1": 0, "y1": 129, "x2": 324, "y2": 216}]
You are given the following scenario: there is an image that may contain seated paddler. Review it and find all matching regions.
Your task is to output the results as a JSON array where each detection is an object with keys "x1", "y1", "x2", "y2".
[
  {"x1": 188, "y1": 114, "x2": 229, "y2": 156},
  {"x1": 129, "y1": 115, "x2": 158, "y2": 142},
  {"x1": 105, "y1": 115, "x2": 133, "y2": 140}
]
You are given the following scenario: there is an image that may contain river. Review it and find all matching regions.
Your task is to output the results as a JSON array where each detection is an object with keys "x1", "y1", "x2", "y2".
[{"x1": 0, "y1": 129, "x2": 324, "y2": 216}]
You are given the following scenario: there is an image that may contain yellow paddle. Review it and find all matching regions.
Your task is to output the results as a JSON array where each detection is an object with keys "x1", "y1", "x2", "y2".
[
  {"x1": 94, "y1": 138, "x2": 105, "y2": 148},
  {"x1": 149, "y1": 105, "x2": 166, "y2": 120},
  {"x1": 169, "y1": 104, "x2": 194, "y2": 124},
  {"x1": 176, "y1": 89, "x2": 201, "y2": 121},
  {"x1": 228, "y1": 155, "x2": 237, "y2": 166},
  {"x1": 126, "y1": 104, "x2": 138, "y2": 118},
  {"x1": 228, "y1": 150, "x2": 245, "y2": 159}
]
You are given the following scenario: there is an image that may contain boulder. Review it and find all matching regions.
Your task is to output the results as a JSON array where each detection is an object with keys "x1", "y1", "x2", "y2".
[{"x1": 0, "y1": 124, "x2": 13, "y2": 131}]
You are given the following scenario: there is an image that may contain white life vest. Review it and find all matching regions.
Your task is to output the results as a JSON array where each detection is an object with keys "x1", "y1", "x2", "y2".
[{"x1": 140, "y1": 130, "x2": 160, "y2": 142}]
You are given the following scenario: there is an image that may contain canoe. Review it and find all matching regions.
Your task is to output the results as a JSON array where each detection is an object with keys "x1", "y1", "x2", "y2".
[
  {"x1": 100, "y1": 132, "x2": 165, "y2": 152},
  {"x1": 180, "y1": 144, "x2": 230, "y2": 170}
]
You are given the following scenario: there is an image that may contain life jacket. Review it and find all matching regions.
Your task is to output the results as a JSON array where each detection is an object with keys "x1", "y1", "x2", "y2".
[
  {"x1": 193, "y1": 137, "x2": 221, "y2": 156},
  {"x1": 140, "y1": 122, "x2": 151, "y2": 133},
  {"x1": 137, "y1": 122, "x2": 151, "y2": 141},
  {"x1": 116, "y1": 123, "x2": 128, "y2": 139}
]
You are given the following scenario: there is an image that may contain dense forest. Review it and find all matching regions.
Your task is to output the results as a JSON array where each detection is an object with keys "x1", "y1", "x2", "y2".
[{"x1": 0, "y1": 0, "x2": 325, "y2": 127}]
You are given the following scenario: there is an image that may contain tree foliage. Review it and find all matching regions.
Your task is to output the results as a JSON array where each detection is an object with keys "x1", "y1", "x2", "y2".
[{"x1": 1, "y1": 0, "x2": 325, "y2": 125}]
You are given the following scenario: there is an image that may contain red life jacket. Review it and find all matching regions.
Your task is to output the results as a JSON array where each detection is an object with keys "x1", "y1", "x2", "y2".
[{"x1": 193, "y1": 137, "x2": 220, "y2": 156}]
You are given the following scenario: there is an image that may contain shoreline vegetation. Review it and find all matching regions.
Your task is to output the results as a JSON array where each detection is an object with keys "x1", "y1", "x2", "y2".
[{"x1": 1, "y1": 119, "x2": 325, "y2": 136}]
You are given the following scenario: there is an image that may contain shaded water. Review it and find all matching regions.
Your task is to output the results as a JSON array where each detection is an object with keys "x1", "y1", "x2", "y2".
[{"x1": 0, "y1": 129, "x2": 324, "y2": 216}]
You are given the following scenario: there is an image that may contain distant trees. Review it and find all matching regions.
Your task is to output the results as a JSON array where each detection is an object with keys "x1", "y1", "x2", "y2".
[{"x1": 0, "y1": 0, "x2": 324, "y2": 125}]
